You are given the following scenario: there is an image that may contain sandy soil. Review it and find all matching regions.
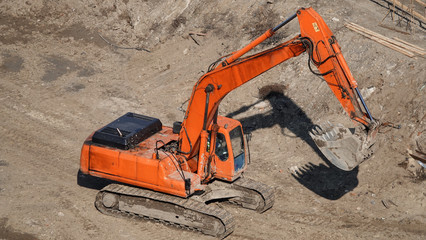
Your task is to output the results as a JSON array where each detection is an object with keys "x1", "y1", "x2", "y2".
[{"x1": 0, "y1": 0, "x2": 425, "y2": 239}]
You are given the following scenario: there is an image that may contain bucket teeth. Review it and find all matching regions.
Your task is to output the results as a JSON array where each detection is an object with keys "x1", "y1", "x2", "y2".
[
  {"x1": 310, "y1": 122, "x2": 338, "y2": 141},
  {"x1": 310, "y1": 122, "x2": 376, "y2": 171},
  {"x1": 310, "y1": 125, "x2": 325, "y2": 137},
  {"x1": 325, "y1": 131, "x2": 333, "y2": 141},
  {"x1": 311, "y1": 125, "x2": 321, "y2": 135}
]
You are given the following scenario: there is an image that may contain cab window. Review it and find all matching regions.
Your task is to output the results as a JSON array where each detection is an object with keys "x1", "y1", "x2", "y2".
[
  {"x1": 215, "y1": 133, "x2": 229, "y2": 161},
  {"x1": 229, "y1": 126, "x2": 244, "y2": 158}
]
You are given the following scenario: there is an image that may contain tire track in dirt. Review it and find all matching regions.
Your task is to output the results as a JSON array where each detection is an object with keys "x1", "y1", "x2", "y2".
[{"x1": 270, "y1": 208, "x2": 425, "y2": 238}]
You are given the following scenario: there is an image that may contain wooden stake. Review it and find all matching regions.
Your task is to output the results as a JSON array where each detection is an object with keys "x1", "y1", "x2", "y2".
[
  {"x1": 414, "y1": 0, "x2": 426, "y2": 8},
  {"x1": 346, "y1": 22, "x2": 425, "y2": 56},
  {"x1": 392, "y1": 37, "x2": 426, "y2": 55},
  {"x1": 386, "y1": 0, "x2": 426, "y2": 23},
  {"x1": 345, "y1": 23, "x2": 416, "y2": 57}
]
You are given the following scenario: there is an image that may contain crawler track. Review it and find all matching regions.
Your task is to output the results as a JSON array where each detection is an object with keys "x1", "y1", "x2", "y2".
[
  {"x1": 95, "y1": 184, "x2": 235, "y2": 238},
  {"x1": 230, "y1": 177, "x2": 275, "y2": 212}
]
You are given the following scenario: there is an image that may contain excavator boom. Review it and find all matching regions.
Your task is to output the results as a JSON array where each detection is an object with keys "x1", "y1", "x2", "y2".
[
  {"x1": 178, "y1": 37, "x2": 306, "y2": 158},
  {"x1": 178, "y1": 7, "x2": 378, "y2": 171}
]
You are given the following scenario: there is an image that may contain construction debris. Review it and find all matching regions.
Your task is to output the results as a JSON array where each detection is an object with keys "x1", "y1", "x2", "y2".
[
  {"x1": 381, "y1": 199, "x2": 398, "y2": 209},
  {"x1": 97, "y1": 32, "x2": 151, "y2": 52},
  {"x1": 188, "y1": 32, "x2": 207, "y2": 45},
  {"x1": 345, "y1": 22, "x2": 426, "y2": 57},
  {"x1": 379, "y1": 0, "x2": 426, "y2": 32},
  {"x1": 384, "y1": 0, "x2": 426, "y2": 23},
  {"x1": 408, "y1": 149, "x2": 426, "y2": 166},
  {"x1": 404, "y1": 156, "x2": 425, "y2": 177}
]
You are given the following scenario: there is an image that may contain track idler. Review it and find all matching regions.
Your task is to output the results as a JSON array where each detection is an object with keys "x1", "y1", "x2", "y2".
[{"x1": 310, "y1": 122, "x2": 379, "y2": 171}]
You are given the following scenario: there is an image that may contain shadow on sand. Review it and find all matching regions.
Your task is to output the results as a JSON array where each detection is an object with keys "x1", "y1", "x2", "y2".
[{"x1": 226, "y1": 84, "x2": 359, "y2": 200}]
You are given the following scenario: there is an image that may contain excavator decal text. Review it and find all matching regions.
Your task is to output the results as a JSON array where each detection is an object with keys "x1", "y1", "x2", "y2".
[{"x1": 312, "y1": 22, "x2": 320, "y2": 32}]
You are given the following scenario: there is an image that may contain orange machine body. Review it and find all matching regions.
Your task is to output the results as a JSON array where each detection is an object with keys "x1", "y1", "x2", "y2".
[
  {"x1": 80, "y1": 8, "x2": 374, "y2": 199},
  {"x1": 80, "y1": 116, "x2": 247, "y2": 197}
]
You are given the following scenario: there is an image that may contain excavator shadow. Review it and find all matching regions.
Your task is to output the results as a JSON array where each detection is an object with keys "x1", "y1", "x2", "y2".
[{"x1": 226, "y1": 86, "x2": 358, "y2": 200}]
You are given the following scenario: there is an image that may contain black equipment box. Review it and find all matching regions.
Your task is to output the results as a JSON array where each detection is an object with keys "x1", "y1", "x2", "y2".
[{"x1": 92, "y1": 112, "x2": 162, "y2": 150}]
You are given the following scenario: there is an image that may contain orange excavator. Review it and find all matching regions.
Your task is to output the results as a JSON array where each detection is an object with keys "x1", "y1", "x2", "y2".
[{"x1": 79, "y1": 8, "x2": 379, "y2": 238}]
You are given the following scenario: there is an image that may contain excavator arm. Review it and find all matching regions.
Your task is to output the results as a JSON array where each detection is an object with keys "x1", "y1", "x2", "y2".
[{"x1": 178, "y1": 8, "x2": 378, "y2": 171}]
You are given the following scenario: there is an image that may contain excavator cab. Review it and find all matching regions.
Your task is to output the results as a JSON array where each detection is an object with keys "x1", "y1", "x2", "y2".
[{"x1": 206, "y1": 117, "x2": 249, "y2": 181}]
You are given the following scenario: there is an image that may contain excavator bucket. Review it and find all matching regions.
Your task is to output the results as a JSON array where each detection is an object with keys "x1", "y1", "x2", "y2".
[{"x1": 309, "y1": 122, "x2": 377, "y2": 171}]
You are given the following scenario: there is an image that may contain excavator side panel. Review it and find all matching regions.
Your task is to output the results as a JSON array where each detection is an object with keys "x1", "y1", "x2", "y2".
[
  {"x1": 89, "y1": 145, "x2": 120, "y2": 176},
  {"x1": 80, "y1": 126, "x2": 202, "y2": 197}
]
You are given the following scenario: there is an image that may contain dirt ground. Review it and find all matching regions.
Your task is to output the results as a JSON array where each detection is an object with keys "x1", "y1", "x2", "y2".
[{"x1": 0, "y1": 0, "x2": 425, "y2": 239}]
